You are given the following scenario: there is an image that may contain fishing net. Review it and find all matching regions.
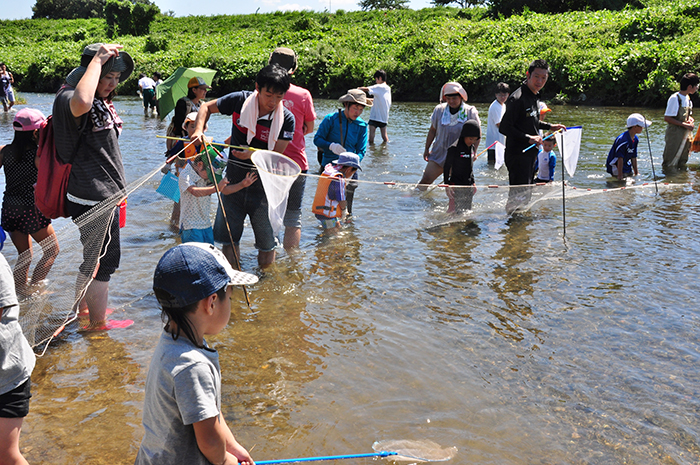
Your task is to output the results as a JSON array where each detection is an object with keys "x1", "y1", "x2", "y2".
[
  {"x1": 372, "y1": 439, "x2": 458, "y2": 462},
  {"x1": 251, "y1": 150, "x2": 301, "y2": 236},
  {"x1": 10, "y1": 132, "x2": 680, "y2": 356},
  {"x1": 14, "y1": 165, "x2": 161, "y2": 355}
]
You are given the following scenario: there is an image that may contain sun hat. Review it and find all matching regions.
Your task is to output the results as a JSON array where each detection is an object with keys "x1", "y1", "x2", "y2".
[
  {"x1": 332, "y1": 152, "x2": 362, "y2": 171},
  {"x1": 460, "y1": 120, "x2": 481, "y2": 139},
  {"x1": 626, "y1": 113, "x2": 652, "y2": 128},
  {"x1": 13, "y1": 108, "x2": 46, "y2": 132},
  {"x1": 182, "y1": 111, "x2": 198, "y2": 130},
  {"x1": 153, "y1": 243, "x2": 258, "y2": 308},
  {"x1": 439, "y1": 82, "x2": 468, "y2": 103},
  {"x1": 339, "y1": 89, "x2": 373, "y2": 107},
  {"x1": 269, "y1": 47, "x2": 298, "y2": 74},
  {"x1": 188, "y1": 76, "x2": 211, "y2": 89},
  {"x1": 66, "y1": 43, "x2": 134, "y2": 88}
]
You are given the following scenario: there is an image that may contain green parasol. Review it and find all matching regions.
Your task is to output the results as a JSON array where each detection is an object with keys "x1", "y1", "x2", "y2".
[{"x1": 155, "y1": 67, "x2": 216, "y2": 120}]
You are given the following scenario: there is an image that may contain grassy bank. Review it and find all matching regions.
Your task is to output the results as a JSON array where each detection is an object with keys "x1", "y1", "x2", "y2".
[{"x1": 0, "y1": 1, "x2": 699, "y2": 106}]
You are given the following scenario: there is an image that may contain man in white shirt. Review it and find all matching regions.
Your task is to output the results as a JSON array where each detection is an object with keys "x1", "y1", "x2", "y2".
[
  {"x1": 662, "y1": 72, "x2": 698, "y2": 171},
  {"x1": 360, "y1": 70, "x2": 392, "y2": 144},
  {"x1": 485, "y1": 82, "x2": 510, "y2": 165},
  {"x1": 138, "y1": 72, "x2": 157, "y2": 116}
]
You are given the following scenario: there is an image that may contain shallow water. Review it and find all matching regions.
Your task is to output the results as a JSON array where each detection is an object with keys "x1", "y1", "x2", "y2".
[{"x1": 1, "y1": 93, "x2": 699, "y2": 465}]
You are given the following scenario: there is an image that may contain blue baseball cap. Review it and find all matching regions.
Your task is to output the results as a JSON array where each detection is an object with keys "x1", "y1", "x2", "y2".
[
  {"x1": 153, "y1": 243, "x2": 258, "y2": 308},
  {"x1": 0, "y1": 226, "x2": 5, "y2": 251}
]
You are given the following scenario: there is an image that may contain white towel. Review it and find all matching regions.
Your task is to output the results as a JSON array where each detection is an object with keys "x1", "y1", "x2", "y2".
[{"x1": 239, "y1": 90, "x2": 285, "y2": 150}]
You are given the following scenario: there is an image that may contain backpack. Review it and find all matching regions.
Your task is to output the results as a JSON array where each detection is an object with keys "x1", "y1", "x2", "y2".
[{"x1": 34, "y1": 115, "x2": 84, "y2": 219}]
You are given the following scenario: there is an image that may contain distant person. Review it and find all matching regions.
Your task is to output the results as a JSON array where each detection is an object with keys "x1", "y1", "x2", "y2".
[
  {"x1": 178, "y1": 152, "x2": 255, "y2": 245},
  {"x1": 499, "y1": 59, "x2": 565, "y2": 212},
  {"x1": 166, "y1": 76, "x2": 210, "y2": 151},
  {"x1": 268, "y1": 47, "x2": 317, "y2": 249},
  {"x1": 485, "y1": 82, "x2": 509, "y2": 165},
  {"x1": 153, "y1": 71, "x2": 163, "y2": 86},
  {"x1": 606, "y1": 113, "x2": 651, "y2": 180},
  {"x1": 0, "y1": 109, "x2": 59, "y2": 298},
  {"x1": 418, "y1": 82, "x2": 480, "y2": 190},
  {"x1": 311, "y1": 152, "x2": 361, "y2": 234},
  {"x1": 138, "y1": 72, "x2": 157, "y2": 116},
  {"x1": 135, "y1": 242, "x2": 257, "y2": 465},
  {"x1": 662, "y1": 72, "x2": 699, "y2": 171},
  {"x1": 0, "y1": 251, "x2": 36, "y2": 465},
  {"x1": 533, "y1": 135, "x2": 556, "y2": 183},
  {"x1": 314, "y1": 89, "x2": 371, "y2": 216},
  {"x1": 0, "y1": 63, "x2": 15, "y2": 112},
  {"x1": 191, "y1": 64, "x2": 294, "y2": 268},
  {"x1": 443, "y1": 120, "x2": 479, "y2": 213},
  {"x1": 359, "y1": 70, "x2": 392, "y2": 144},
  {"x1": 53, "y1": 43, "x2": 133, "y2": 329}
]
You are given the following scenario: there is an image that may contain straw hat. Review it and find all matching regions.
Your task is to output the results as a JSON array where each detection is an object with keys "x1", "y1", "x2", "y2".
[
  {"x1": 66, "y1": 43, "x2": 134, "y2": 88},
  {"x1": 339, "y1": 89, "x2": 373, "y2": 107}
]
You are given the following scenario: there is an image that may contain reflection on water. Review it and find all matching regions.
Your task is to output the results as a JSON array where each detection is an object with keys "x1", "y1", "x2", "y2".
[{"x1": 0, "y1": 94, "x2": 699, "y2": 464}]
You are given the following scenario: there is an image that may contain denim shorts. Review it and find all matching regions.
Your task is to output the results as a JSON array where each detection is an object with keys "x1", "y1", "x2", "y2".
[
  {"x1": 0, "y1": 378, "x2": 31, "y2": 418},
  {"x1": 181, "y1": 227, "x2": 214, "y2": 245},
  {"x1": 213, "y1": 188, "x2": 277, "y2": 252},
  {"x1": 283, "y1": 171, "x2": 307, "y2": 229}
]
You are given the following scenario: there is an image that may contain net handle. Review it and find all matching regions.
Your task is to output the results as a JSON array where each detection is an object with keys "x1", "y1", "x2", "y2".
[{"x1": 257, "y1": 451, "x2": 397, "y2": 465}]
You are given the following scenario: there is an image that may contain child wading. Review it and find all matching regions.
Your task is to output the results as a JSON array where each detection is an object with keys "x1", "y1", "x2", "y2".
[
  {"x1": 533, "y1": 135, "x2": 557, "y2": 183},
  {"x1": 135, "y1": 243, "x2": 258, "y2": 465},
  {"x1": 443, "y1": 120, "x2": 479, "y2": 213},
  {"x1": 606, "y1": 113, "x2": 651, "y2": 181}
]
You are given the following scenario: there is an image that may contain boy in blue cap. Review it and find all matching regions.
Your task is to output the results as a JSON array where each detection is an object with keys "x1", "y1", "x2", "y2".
[{"x1": 136, "y1": 243, "x2": 258, "y2": 465}]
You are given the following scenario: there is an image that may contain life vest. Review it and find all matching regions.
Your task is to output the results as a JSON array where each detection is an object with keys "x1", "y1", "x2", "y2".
[{"x1": 312, "y1": 165, "x2": 344, "y2": 218}]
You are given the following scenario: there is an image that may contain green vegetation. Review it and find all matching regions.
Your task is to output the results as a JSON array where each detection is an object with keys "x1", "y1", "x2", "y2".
[{"x1": 1, "y1": 0, "x2": 698, "y2": 106}]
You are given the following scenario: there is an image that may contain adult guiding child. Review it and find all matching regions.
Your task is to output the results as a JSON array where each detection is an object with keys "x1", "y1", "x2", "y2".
[
  {"x1": 499, "y1": 59, "x2": 565, "y2": 213},
  {"x1": 418, "y1": 81, "x2": 480, "y2": 190},
  {"x1": 314, "y1": 89, "x2": 371, "y2": 216},
  {"x1": 191, "y1": 64, "x2": 294, "y2": 269}
]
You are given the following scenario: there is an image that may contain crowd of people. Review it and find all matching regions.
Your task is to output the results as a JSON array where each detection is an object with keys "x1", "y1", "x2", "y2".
[{"x1": 1, "y1": 42, "x2": 699, "y2": 464}]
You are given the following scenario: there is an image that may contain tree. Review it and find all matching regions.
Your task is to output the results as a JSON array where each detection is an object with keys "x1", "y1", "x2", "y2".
[
  {"x1": 358, "y1": 0, "x2": 409, "y2": 10},
  {"x1": 431, "y1": 0, "x2": 486, "y2": 7},
  {"x1": 32, "y1": 0, "x2": 106, "y2": 19},
  {"x1": 104, "y1": 0, "x2": 159, "y2": 36}
]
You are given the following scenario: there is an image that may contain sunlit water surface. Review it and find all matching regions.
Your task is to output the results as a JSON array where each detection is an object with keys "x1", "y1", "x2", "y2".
[{"x1": 0, "y1": 93, "x2": 698, "y2": 465}]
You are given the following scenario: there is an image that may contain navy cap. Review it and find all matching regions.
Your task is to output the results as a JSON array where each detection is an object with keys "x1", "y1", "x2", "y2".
[{"x1": 153, "y1": 243, "x2": 258, "y2": 308}]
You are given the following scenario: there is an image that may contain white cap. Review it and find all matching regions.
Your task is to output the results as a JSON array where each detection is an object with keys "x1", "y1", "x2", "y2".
[{"x1": 626, "y1": 113, "x2": 652, "y2": 128}]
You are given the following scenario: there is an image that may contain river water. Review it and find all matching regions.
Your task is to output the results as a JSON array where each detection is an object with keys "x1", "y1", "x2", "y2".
[{"x1": 0, "y1": 93, "x2": 698, "y2": 465}]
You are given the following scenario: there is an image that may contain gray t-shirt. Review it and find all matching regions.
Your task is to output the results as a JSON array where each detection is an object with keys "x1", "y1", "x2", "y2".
[
  {"x1": 0, "y1": 253, "x2": 36, "y2": 395},
  {"x1": 135, "y1": 331, "x2": 221, "y2": 465},
  {"x1": 52, "y1": 85, "x2": 126, "y2": 203}
]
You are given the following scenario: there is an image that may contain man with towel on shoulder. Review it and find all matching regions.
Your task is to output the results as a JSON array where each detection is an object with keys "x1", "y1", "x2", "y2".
[{"x1": 191, "y1": 64, "x2": 295, "y2": 268}]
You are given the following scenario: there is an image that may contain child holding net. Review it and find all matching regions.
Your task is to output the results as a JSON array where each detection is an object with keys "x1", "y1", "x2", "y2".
[
  {"x1": 178, "y1": 150, "x2": 256, "y2": 245},
  {"x1": 443, "y1": 120, "x2": 479, "y2": 213},
  {"x1": 135, "y1": 242, "x2": 258, "y2": 465}
]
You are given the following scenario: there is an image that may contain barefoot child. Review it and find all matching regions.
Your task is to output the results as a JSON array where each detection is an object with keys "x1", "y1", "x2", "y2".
[
  {"x1": 135, "y1": 242, "x2": 258, "y2": 465},
  {"x1": 606, "y1": 113, "x2": 651, "y2": 181}
]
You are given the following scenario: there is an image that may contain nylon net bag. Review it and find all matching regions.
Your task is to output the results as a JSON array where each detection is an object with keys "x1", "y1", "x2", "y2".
[{"x1": 251, "y1": 150, "x2": 301, "y2": 236}]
